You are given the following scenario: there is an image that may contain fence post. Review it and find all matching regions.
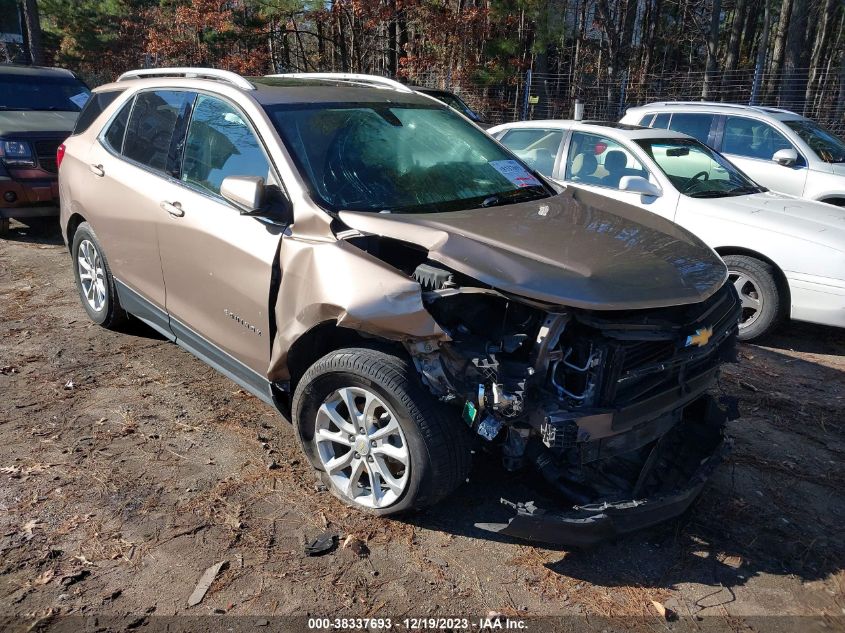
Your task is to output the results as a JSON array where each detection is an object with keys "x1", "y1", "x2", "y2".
[
  {"x1": 750, "y1": 60, "x2": 763, "y2": 105},
  {"x1": 522, "y1": 69, "x2": 532, "y2": 121}
]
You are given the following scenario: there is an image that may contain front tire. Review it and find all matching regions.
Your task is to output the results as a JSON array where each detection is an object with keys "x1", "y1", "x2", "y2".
[
  {"x1": 71, "y1": 222, "x2": 126, "y2": 329},
  {"x1": 723, "y1": 254, "x2": 786, "y2": 341},
  {"x1": 292, "y1": 347, "x2": 471, "y2": 515}
]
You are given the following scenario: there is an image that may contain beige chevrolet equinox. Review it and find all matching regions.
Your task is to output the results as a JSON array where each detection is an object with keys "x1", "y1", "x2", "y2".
[{"x1": 59, "y1": 68, "x2": 741, "y2": 545}]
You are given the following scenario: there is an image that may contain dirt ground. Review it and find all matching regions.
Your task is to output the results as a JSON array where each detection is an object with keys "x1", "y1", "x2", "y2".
[{"x1": 1, "y1": 218, "x2": 844, "y2": 631}]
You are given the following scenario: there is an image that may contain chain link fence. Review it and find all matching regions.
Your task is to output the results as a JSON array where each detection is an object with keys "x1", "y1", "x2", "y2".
[{"x1": 411, "y1": 68, "x2": 845, "y2": 136}]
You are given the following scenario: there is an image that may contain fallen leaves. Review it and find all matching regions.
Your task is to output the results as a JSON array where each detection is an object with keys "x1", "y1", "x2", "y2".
[{"x1": 21, "y1": 518, "x2": 42, "y2": 541}]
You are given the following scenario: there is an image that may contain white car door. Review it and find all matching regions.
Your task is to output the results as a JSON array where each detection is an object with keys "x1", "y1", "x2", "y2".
[
  {"x1": 558, "y1": 130, "x2": 679, "y2": 221},
  {"x1": 719, "y1": 115, "x2": 808, "y2": 196}
]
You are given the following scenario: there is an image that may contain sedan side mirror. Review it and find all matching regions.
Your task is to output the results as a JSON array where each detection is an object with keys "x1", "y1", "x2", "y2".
[
  {"x1": 620, "y1": 175, "x2": 662, "y2": 198},
  {"x1": 221, "y1": 176, "x2": 264, "y2": 213},
  {"x1": 772, "y1": 148, "x2": 798, "y2": 166}
]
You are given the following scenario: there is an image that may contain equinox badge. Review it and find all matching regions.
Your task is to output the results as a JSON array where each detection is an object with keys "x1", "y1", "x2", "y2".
[{"x1": 685, "y1": 327, "x2": 713, "y2": 348}]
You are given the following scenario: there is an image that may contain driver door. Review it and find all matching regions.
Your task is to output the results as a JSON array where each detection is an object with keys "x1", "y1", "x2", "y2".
[{"x1": 156, "y1": 93, "x2": 285, "y2": 388}]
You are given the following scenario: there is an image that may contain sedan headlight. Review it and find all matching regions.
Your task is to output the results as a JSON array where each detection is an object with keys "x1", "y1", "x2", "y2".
[{"x1": 0, "y1": 140, "x2": 36, "y2": 167}]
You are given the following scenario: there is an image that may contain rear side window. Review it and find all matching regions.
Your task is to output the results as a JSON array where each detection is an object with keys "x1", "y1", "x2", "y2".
[
  {"x1": 73, "y1": 90, "x2": 124, "y2": 135},
  {"x1": 498, "y1": 128, "x2": 563, "y2": 177},
  {"x1": 667, "y1": 113, "x2": 714, "y2": 144},
  {"x1": 638, "y1": 114, "x2": 655, "y2": 126},
  {"x1": 181, "y1": 95, "x2": 271, "y2": 197},
  {"x1": 123, "y1": 90, "x2": 194, "y2": 173},
  {"x1": 103, "y1": 97, "x2": 133, "y2": 153},
  {"x1": 652, "y1": 113, "x2": 671, "y2": 129}
]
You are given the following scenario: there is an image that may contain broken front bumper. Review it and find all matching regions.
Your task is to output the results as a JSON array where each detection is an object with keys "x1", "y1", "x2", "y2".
[{"x1": 476, "y1": 395, "x2": 731, "y2": 547}]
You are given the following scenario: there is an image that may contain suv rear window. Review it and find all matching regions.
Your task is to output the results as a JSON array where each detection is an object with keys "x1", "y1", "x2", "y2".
[
  {"x1": 73, "y1": 90, "x2": 124, "y2": 135},
  {"x1": 123, "y1": 91, "x2": 194, "y2": 173}
]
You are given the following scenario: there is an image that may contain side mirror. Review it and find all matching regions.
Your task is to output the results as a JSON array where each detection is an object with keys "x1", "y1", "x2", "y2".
[
  {"x1": 772, "y1": 148, "x2": 798, "y2": 166},
  {"x1": 620, "y1": 175, "x2": 662, "y2": 198},
  {"x1": 221, "y1": 176, "x2": 264, "y2": 213}
]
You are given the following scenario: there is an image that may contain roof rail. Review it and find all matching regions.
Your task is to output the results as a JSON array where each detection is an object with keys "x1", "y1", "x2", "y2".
[
  {"x1": 266, "y1": 72, "x2": 413, "y2": 93},
  {"x1": 117, "y1": 67, "x2": 255, "y2": 91},
  {"x1": 638, "y1": 100, "x2": 798, "y2": 116}
]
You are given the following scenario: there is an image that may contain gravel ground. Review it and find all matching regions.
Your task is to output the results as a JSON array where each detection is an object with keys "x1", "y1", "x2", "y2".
[{"x1": 1, "y1": 219, "x2": 843, "y2": 631}]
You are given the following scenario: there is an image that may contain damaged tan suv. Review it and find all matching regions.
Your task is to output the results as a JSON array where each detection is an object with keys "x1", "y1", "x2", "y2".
[{"x1": 59, "y1": 69, "x2": 741, "y2": 545}]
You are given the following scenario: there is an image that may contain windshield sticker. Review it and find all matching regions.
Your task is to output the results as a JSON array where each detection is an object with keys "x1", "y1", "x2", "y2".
[
  {"x1": 489, "y1": 160, "x2": 542, "y2": 188},
  {"x1": 68, "y1": 92, "x2": 91, "y2": 109}
]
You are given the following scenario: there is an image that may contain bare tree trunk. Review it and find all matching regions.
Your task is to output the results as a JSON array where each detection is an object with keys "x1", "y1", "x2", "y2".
[
  {"x1": 750, "y1": 0, "x2": 770, "y2": 104},
  {"x1": 722, "y1": 0, "x2": 747, "y2": 99},
  {"x1": 21, "y1": 0, "x2": 44, "y2": 65},
  {"x1": 768, "y1": 0, "x2": 792, "y2": 94},
  {"x1": 781, "y1": 0, "x2": 808, "y2": 110},
  {"x1": 702, "y1": 0, "x2": 722, "y2": 99},
  {"x1": 805, "y1": 0, "x2": 835, "y2": 105}
]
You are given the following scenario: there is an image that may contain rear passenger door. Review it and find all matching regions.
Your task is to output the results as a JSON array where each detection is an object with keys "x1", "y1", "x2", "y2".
[
  {"x1": 717, "y1": 115, "x2": 807, "y2": 196},
  {"x1": 155, "y1": 93, "x2": 286, "y2": 384},
  {"x1": 83, "y1": 89, "x2": 194, "y2": 333}
]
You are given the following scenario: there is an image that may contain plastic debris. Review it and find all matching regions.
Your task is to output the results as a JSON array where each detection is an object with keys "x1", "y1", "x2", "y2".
[{"x1": 304, "y1": 531, "x2": 337, "y2": 556}]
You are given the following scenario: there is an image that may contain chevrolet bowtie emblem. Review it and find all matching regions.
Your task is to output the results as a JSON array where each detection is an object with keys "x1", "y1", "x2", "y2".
[{"x1": 685, "y1": 327, "x2": 713, "y2": 348}]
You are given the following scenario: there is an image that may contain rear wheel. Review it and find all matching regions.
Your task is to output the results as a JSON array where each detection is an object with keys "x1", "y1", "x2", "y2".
[
  {"x1": 71, "y1": 222, "x2": 126, "y2": 329},
  {"x1": 292, "y1": 347, "x2": 471, "y2": 515},
  {"x1": 723, "y1": 254, "x2": 786, "y2": 341}
]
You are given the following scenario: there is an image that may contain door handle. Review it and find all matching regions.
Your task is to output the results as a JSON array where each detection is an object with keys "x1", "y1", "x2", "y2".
[
  {"x1": 89, "y1": 164, "x2": 104, "y2": 177},
  {"x1": 160, "y1": 201, "x2": 184, "y2": 217}
]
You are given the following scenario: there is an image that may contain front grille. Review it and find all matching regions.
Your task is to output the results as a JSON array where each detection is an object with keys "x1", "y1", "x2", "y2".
[
  {"x1": 595, "y1": 284, "x2": 741, "y2": 407},
  {"x1": 34, "y1": 139, "x2": 62, "y2": 174}
]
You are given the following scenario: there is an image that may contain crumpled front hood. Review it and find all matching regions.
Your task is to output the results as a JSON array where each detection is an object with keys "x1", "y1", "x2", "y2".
[
  {"x1": 339, "y1": 188, "x2": 727, "y2": 310},
  {"x1": 0, "y1": 111, "x2": 77, "y2": 137}
]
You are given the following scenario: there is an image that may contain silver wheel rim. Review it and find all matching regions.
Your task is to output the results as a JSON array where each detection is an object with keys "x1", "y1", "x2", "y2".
[
  {"x1": 730, "y1": 270, "x2": 763, "y2": 329},
  {"x1": 77, "y1": 239, "x2": 107, "y2": 312},
  {"x1": 315, "y1": 386, "x2": 409, "y2": 509}
]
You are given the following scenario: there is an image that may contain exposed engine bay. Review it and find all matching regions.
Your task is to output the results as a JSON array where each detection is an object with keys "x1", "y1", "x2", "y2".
[{"x1": 345, "y1": 231, "x2": 741, "y2": 544}]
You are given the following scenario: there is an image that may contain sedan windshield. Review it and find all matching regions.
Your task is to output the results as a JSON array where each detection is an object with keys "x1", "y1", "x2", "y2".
[
  {"x1": 784, "y1": 119, "x2": 845, "y2": 163},
  {"x1": 0, "y1": 75, "x2": 90, "y2": 112},
  {"x1": 264, "y1": 102, "x2": 550, "y2": 213},
  {"x1": 636, "y1": 138, "x2": 766, "y2": 198}
]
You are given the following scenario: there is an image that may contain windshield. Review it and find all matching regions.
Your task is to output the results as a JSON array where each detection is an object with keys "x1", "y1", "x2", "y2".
[
  {"x1": 636, "y1": 138, "x2": 765, "y2": 198},
  {"x1": 265, "y1": 102, "x2": 550, "y2": 213},
  {"x1": 784, "y1": 120, "x2": 845, "y2": 163},
  {"x1": 0, "y1": 75, "x2": 90, "y2": 112}
]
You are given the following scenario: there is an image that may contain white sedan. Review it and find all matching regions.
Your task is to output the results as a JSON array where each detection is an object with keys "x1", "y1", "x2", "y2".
[{"x1": 489, "y1": 120, "x2": 845, "y2": 340}]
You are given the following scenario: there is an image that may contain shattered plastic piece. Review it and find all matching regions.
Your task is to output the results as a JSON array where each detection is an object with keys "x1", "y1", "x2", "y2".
[
  {"x1": 187, "y1": 561, "x2": 227, "y2": 607},
  {"x1": 462, "y1": 401, "x2": 478, "y2": 427},
  {"x1": 476, "y1": 415, "x2": 503, "y2": 441},
  {"x1": 304, "y1": 531, "x2": 337, "y2": 556},
  {"x1": 63, "y1": 380, "x2": 74, "y2": 390}
]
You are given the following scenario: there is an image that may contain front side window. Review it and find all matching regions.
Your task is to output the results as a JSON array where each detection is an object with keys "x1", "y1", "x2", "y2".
[
  {"x1": 784, "y1": 119, "x2": 845, "y2": 163},
  {"x1": 264, "y1": 102, "x2": 551, "y2": 214},
  {"x1": 123, "y1": 90, "x2": 194, "y2": 173},
  {"x1": 722, "y1": 116, "x2": 793, "y2": 161},
  {"x1": 667, "y1": 113, "x2": 714, "y2": 144},
  {"x1": 637, "y1": 137, "x2": 765, "y2": 198},
  {"x1": 0, "y1": 74, "x2": 90, "y2": 112},
  {"x1": 498, "y1": 128, "x2": 564, "y2": 177},
  {"x1": 182, "y1": 95, "x2": 271, "y2": 197},
  {"x1": 564, "y1": 132, "x2": 649, "y2": 189}
]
